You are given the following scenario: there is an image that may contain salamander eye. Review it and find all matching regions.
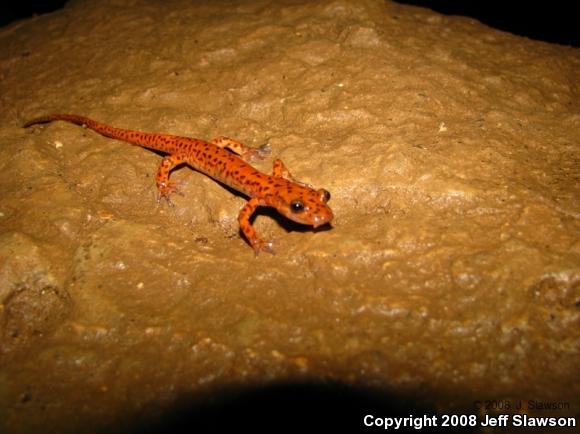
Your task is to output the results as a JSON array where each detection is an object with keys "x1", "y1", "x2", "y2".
[
  {"x1": 290, "y1": 199, "x2": 304, "y2": 213},
  {"x1": 318, "y1": 189, "x2": 331, "y2": 203}
]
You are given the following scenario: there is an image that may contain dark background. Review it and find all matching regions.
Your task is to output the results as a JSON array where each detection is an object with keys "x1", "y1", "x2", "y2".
[
  {"x1": 0, "y1": 0, "x2": 578, "y2": 47},
  {"x1": 395, "y1": 0, "x2": 578, "y2": 47}
]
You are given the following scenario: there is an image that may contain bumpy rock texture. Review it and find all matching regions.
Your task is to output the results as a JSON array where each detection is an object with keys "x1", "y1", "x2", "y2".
[{"x1": 0, "y1": 0, "x2": 578, "y2": 432}]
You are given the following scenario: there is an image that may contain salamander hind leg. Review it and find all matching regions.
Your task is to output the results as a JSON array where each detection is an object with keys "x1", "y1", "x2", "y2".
[
  {"x1": 238, "y1": 197, "x2": 275, "y2": 255},
  {"x1": 156, "y1": 153, "x2": 187, "y2": 206},
  {"x1": 209, "y1": 136, "x2": 270, "y2": 163}
]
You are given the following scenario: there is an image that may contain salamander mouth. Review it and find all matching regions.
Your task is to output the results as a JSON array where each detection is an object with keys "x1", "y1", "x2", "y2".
[
  {"x1": 286, "y1": 213, "x2": 328, "y2": 228},
  {"x1": 312, "y1": 213, "x2": 332, "y2": 228}
]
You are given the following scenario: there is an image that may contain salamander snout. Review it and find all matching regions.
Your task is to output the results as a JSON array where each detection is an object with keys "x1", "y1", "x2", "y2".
[{"x1": 312, "y1": 211, "x2": 332, "y2": 228}]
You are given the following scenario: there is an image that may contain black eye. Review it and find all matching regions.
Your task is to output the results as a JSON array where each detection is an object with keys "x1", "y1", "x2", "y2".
[
  {"x1": 318, "y1": 189, "x2": 330, "y2": 203},
  {"x1": 290, "y1": 200, "x2": 304, "y2": 213}
]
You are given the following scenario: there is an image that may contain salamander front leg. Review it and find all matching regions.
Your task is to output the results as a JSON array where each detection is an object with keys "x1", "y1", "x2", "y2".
[
  {"x1": 272, "y1": 159, "x2": 313, "y2": 188},
  {"x1": 156, "y1": 153, "x2": 187, "y2": 206},
  {"x1": 209, "y1": 136, "x2": 271, "y2": 163},
  {"x1": 238, "y1": 197, "x2": 275, "y2": 255}
]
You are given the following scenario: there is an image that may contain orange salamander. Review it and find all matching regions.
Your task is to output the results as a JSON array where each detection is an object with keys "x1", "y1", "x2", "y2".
[{"x1": 23, "y1": 114, "x2": 333, "y2": 254}]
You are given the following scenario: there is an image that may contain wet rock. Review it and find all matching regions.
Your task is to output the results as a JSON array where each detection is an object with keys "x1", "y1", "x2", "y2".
[
  {"x1": 0, "y1": 233, "x2": 71, "y2": 361},
  {"x1": 0, "y1": 0, "x2": 578, "y2": 432}
]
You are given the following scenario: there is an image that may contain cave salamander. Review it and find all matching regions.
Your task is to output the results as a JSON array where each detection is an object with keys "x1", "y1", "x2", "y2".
[{"x1": 24, "y1": 114, "x2": 333, "y2": 254}]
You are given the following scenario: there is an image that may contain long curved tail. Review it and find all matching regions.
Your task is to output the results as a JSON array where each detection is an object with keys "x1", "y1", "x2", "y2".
[{"x1": 23, "y1": 114, "x2": 184, "y2": 153}]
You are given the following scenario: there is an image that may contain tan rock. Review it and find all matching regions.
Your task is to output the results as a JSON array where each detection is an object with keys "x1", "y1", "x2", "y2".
[{"x1": 0, "y1": 0, "x2": 578, "y2": 432}]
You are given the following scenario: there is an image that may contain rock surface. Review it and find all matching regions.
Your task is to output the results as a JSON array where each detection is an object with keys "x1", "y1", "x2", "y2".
[{"x1": 0, "y1": 0, "x2": 578, "y2": 432}]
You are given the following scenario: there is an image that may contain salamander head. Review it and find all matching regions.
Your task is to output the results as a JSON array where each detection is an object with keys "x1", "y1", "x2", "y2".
[{"x1": 269, "y1": 185, "x2": 333, "y2": 228}]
